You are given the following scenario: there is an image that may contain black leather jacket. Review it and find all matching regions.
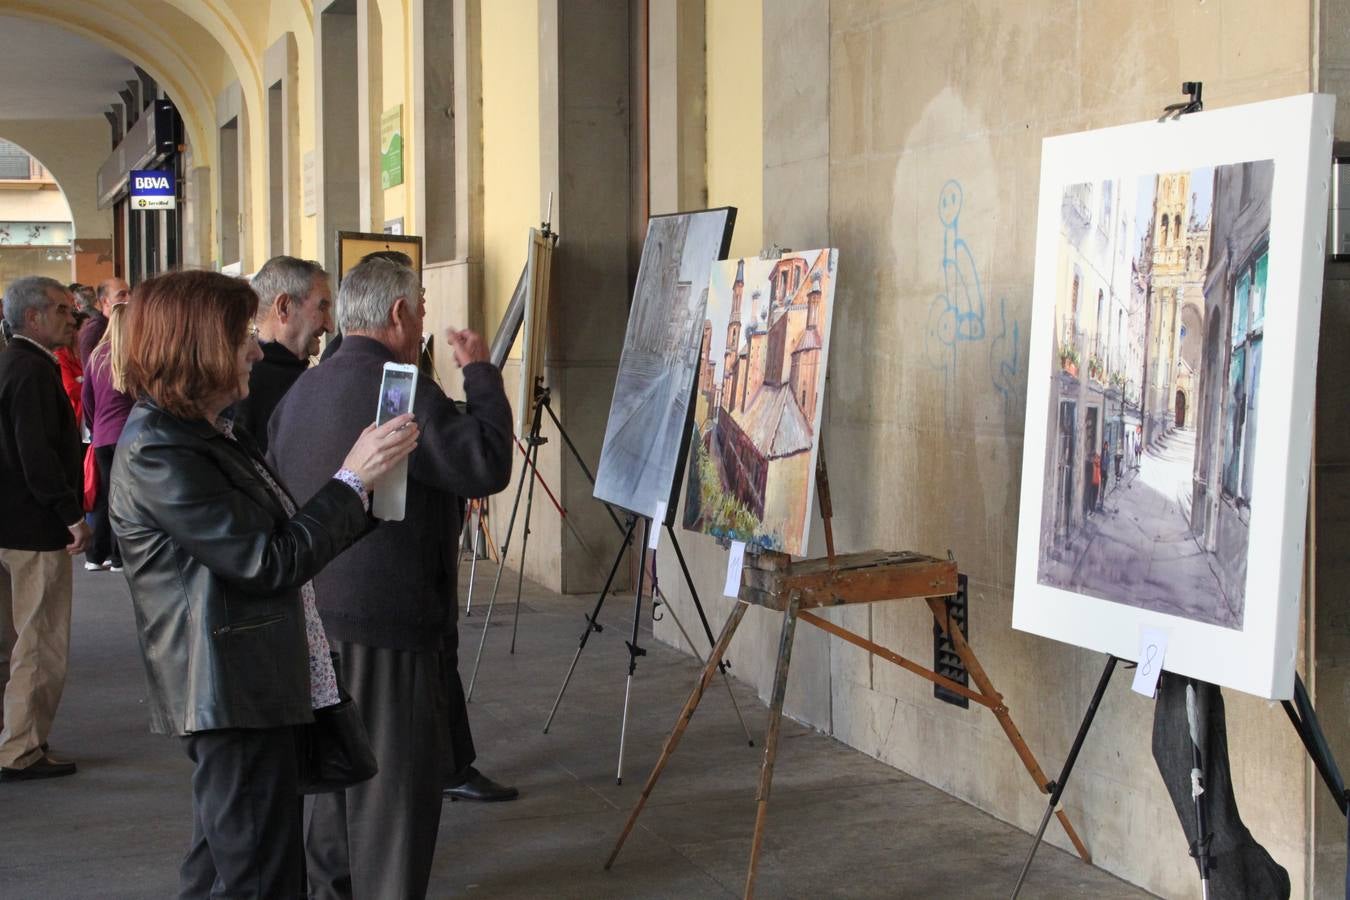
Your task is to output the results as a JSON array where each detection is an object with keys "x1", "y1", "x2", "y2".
[{"x1": 109, "y1": 400, "x2": 370, "y2": 736}]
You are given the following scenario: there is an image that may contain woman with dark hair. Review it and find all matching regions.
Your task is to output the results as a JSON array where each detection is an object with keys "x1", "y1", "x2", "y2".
[{"x1": 109, "y1": 270, "x2": 419, "y2": 898}]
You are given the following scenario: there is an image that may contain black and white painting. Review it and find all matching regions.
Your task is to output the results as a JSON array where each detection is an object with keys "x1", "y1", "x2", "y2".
[{"x1": 593, "y1": 208, "x2": 736, "y2": 520}]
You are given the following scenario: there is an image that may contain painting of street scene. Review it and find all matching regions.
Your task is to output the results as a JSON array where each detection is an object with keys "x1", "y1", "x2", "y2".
[
  {"x1": 682, "y1": 250, "x2": 837, "y2": 556},
  {"x1": 593, "y1": 208, "x2": 736, "y2": 519},
  {"x1": 1035, "y1": 160, "x2": 1273, "y2": 629}
]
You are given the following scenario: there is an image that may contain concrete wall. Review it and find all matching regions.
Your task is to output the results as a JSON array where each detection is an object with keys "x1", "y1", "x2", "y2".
[
  {"x1": 706, "y1": 0, "x2": 763, "y2": 259},
  {"x1": 655, "y1": 2, "x2": 1337, "y2": 897}
]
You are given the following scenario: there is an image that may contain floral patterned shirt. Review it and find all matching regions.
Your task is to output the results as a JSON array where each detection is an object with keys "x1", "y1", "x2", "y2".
[{"x1": 212, "y1": 415, "x2": 367, "y2": 709}]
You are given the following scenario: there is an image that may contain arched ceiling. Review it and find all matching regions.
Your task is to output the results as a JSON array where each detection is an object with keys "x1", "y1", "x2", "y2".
[{"x1": 0, "y1": 16, "x2": 136, "y2": 119}]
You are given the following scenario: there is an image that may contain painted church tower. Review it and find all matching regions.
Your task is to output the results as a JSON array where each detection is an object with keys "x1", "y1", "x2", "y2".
[{"x1": 720, "y1": 259, "x2": 746, "y2": 413}]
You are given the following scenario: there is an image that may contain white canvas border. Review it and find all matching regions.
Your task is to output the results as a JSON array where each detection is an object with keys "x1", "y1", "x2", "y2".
[{"x1": 1012, "y1": 94, "x2": 1334, "y2": 700}]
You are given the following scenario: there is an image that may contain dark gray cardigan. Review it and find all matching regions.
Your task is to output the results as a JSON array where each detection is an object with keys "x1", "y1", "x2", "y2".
[{"x1": 268, "y1": 336, "x2": 513, "y2": 650}]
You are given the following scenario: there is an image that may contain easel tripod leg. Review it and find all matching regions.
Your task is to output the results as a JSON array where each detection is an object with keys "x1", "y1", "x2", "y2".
[
  {"x1": 617, "y1": 519, "x2": 652, "y2": 785},
  {"x1": 1185, "y1": 680, "x2": 1213, "y2": 900},
  {"x1": 1283, "y1": 674, "x2": 1349, "y2": 813},
  {"x1": 465, "y1": 426, "x2": 534, "y2": 702},
  {"x1": 744, "y1": 592, "x2": 801, "y2": 900},
  {"x1": 1011, "y1": 655, "x2": 1117, "y2": 900},
  {"x1": 464, "y1": 501, "x2": 484, "y2": 616},
  {"x1": 510, "y1": 432, "x2": 543, "y2": 654},
  {"x1": 605, "y1": 600, "x2": 749, "y2": 871},
  {"x1": 654, "y1": 579, "x2": 755, "y2": 749},
  {"x1": 544, "y1": 516, "x2": 638, "y2": 733},
  {"x1": 667, "y1": 527, "x2": 754, "y2": 747},
  {"x1": 926, "y1": 596, "x2": 1090, "y2": 863}
]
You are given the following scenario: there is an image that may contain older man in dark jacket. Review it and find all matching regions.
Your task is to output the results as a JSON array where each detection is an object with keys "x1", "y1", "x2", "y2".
[
  {"x1": 269, "y1": 257, "x2": 513, "y2": 899},
  {"x1": 235, "y1": 255, "x2": 333, "y2": 451},
  {"x1": 0, "y1": 276, "x2": 88, "y2": 781}
]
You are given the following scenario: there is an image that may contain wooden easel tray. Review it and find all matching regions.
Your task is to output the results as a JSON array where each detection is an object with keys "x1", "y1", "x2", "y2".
[{"x1": 741, "y1": 549, "x2": 958, "y2": 611}]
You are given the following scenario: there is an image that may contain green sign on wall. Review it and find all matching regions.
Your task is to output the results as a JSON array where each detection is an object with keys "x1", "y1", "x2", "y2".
[{"x1": 380, "y1": 105, "x2": 403, "y2": 189}]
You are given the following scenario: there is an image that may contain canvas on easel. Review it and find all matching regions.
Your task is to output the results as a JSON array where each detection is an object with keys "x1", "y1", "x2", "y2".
[
  {"x1": 516, "y1": 227, "x2": 556, "y2": 436},
  {"x1": 1012, "y1": 93, "x2": 1335, "y2": 699},
  {"x1": 681, "y1": 249, "x2": 839, "y2": 556},
  {"x1": 593, "y1": 207, "x2": 736, "y2": 521},
  {"x1": 489, "y1": 266, "x2": 527, "y2": 370}
]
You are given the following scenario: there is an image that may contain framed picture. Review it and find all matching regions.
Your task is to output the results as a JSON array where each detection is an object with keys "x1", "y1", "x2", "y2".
[
  {"x1": 593, "y1": 208, "x2": 736, "y2": 522},
  {"x1": 515, "y1": 228, "x2": 556, "y2": 436},
  {"x1": 681, "y1": 248, "x2": 837, "y2": 556},
  {"x1": 334, "y1": 230, "x2": 423, "y2": 282},
  {"x1": 1012, "y1": 94, "x2": 1334, "y2": 699}
]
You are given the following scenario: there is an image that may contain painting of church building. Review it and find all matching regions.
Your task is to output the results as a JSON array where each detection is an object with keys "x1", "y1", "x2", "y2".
[
  {"x1": 1033, "y1": 162, "x2": 1272, "y2": 630},
  {"x1": 593, "y1": 208, "x2": 736, "y2": 520},
  {"x1": 682, "y1": 249, "x2": 837, "y2": 555}
]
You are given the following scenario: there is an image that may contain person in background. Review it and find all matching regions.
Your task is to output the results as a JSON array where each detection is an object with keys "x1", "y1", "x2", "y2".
[
  {"x1": 81, "y1": 304, "x2": 134, "y2": 573},
  {"x1": 269, "y1": 257, "x2": 514, "y2": 899},
  {"x1": 110, "y1": 270, "x2": 419, "y2": 898},
  {"x1": 77, "y1": 277, "x2": 130, "y2": 369},
  {"x1": 68, "y1": 283, "x2": 96, "y2": 319},
  {"x1": 235, "y1": 256, "x2": 333, "y2": 452},
  {"x1": 0, "y1": 276, "x2": 88, "y2": 782},
  {"x1": 1098, "y1": 440, "x2": 1111, "y2": 507},
  {"x1": 53, "y1": 318, "x2": 83, "y2": 424}
]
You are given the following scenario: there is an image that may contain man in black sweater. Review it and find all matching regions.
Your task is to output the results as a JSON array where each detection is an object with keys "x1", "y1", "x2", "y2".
[
  {"x1": 76, "y1": 276, "x2": 129, "y2": 369},
  {"x1": 235, "y1": 255, "x2": 333, "y2": 452},
  {"x1": 0, "y1": 276, "x2": 88, "y2": 781},
  {"x1": 269, "y1": 257, "x2": 514, "y2": 899}
]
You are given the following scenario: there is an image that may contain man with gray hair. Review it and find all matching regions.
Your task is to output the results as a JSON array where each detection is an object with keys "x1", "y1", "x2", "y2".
[
  {"x1": 0, "y1": 276, "x2": 88, "y2": 781},
  {"x1": 235, "y1": 255, "x2": 333, "y2": 451},
  {"x1": 270, "y1": 256, "x2": 514, "y2": 898}
]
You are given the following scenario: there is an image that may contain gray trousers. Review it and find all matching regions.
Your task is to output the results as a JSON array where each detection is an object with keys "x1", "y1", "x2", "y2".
[
  {"x1": 305, "y1": 640, "x2": 451, "y2": 900},
  {"x1": 1152, "y1": 674, "x2": 1290, "y2": 899}
]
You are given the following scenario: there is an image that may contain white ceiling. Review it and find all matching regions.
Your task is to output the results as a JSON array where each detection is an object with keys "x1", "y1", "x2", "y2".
[{"x1": 0, "y1": 16, "x2": 138, "y2": 120}]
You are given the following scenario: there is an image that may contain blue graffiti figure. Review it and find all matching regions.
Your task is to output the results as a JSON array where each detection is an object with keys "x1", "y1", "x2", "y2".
[{"x1": 926, "y1": 180, "x2": 987, "y2": 375}]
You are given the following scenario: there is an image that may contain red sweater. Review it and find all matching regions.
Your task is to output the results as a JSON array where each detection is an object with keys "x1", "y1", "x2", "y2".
[{"x1": 54, "y1": 347, "x2": 83, "y2": 423}]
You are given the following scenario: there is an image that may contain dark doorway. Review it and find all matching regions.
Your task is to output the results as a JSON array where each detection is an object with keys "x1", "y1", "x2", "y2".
[
  {"x1": 1175, "y1": 389, "x2": 1187, "y2": 428},
  {"x1": 1056, "y1": 400, "x2": 1077, "y2": 541}
]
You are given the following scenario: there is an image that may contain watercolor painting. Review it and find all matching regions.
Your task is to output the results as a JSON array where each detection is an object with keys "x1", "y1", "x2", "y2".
[
  {"x1": 1013, "y1": 94, "x2": 1333, "y2": 699},
  {"x1": 681, "y1": 249, "x2": 837, "y2": 556}
]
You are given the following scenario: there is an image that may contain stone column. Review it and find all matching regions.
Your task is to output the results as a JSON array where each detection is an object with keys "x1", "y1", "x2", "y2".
[{"x1": 534, "y1": 0, "x2": 633, "y2": 593}]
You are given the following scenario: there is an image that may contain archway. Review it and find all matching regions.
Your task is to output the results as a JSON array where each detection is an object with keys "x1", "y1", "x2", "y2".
[
  {"x1": 0, "y1": 139, "x2": 101, "y2": 291},
  {"x1": 1175, "y1": 389, "x2": 1187, "y2": 428}
]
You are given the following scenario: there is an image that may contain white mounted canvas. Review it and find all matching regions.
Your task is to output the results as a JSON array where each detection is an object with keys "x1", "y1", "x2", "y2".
[{"x1": 1013, "y1": 94, "x2": 1334, "y2": 700}]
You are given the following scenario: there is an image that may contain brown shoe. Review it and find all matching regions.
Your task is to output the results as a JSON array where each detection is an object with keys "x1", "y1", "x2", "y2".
[{"x1": 0, "y1": 755, "x2": 77, "y2": 782}]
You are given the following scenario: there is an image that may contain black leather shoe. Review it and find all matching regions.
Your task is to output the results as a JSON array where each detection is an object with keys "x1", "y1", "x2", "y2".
[
  {"x1": 0, "y1": 754, "x2": 77, "y2": 782},
  {"x1": 443, "y1": 767, "x2": 518, "y2": 802}
]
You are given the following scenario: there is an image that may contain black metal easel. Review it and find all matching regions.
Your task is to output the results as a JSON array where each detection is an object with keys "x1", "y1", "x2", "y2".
[
  {"x1": 1011, "y1": 662, "x2": 1347, "y2": 899},
  {"x1": 1014, "y1": 82, "x2": 1350, "y2": 898},
  {"x1": 465, "y1": 374, "x2": 756, "y2": 777},
  {"x1": 543, "y1": 508, "x2": 755, "y2": 785},
  {"x1": 466, "y1": 376, "x2": 626, "y2": 699}
]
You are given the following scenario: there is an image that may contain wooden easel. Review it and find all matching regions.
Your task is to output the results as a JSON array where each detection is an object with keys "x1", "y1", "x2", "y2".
[{"x1": 605, "y1": 454, "x2": 1090, "y2": 898}]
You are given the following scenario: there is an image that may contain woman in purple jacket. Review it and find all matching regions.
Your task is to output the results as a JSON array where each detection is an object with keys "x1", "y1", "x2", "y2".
[{"x1": 81, "y1": 303, "x2": 134, "y2": 572}]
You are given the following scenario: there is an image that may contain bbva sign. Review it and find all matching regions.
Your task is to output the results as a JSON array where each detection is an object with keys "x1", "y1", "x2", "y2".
[{"x1": 130, "y1": 168, "x2": 175, "y2": 210}]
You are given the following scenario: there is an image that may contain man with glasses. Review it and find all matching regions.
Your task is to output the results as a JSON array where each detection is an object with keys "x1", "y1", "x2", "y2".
[{"x1": 0, "y1": 276, "x2": 88, "y2": 781}]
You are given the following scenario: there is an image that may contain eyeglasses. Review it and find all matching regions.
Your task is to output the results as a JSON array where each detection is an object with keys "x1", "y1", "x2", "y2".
[{"x1": 247, "y1": 323, "x2": 260, "y2": 339}]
